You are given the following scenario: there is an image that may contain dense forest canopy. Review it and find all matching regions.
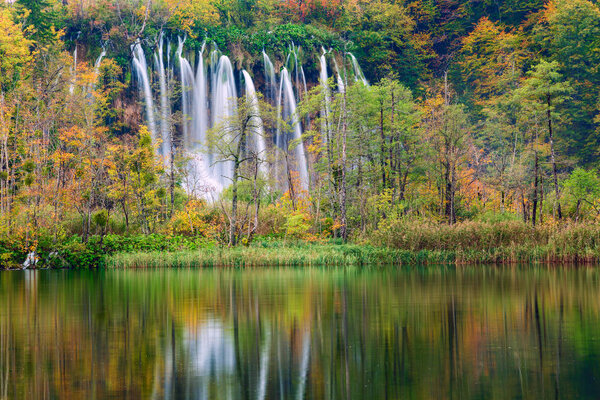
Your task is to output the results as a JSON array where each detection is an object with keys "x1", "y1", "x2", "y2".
[{"x1": 1, "y1": 0, "x2": 600, "y2": 265}]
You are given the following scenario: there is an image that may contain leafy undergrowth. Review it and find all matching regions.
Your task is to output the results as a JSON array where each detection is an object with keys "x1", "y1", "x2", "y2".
[{"x1": 3, "y1": 221, "x2": 600, "y2": 269}]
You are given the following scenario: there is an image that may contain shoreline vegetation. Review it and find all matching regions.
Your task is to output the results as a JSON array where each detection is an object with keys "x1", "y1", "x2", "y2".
[
  {"x1": 4, "y1": 221, "x2": 600, "y2": 269},
  {"x1": 102, "y1": 221, "x2": 600, "y2": 267}
]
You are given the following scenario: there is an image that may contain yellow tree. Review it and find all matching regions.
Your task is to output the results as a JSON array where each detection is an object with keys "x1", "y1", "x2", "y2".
[{"x1": 0, "y1": 7, "x2": 31, "y2": 226}]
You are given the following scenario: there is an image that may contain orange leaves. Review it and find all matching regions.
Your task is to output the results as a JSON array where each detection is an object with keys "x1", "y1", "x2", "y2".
[{"x1": 458, "y1": 17, "x2": 527, "y2": 102}]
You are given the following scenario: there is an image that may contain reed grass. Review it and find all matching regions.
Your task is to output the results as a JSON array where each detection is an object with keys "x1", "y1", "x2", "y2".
[
  {"x1": 370, "y1": 220, "x2": 600, "y2": 264},
  {"x1": 105, "y1": 245, "x2": 451, "y2": 268},
  {"x1": 65, "y1": 221, "x2": 600, "y2": 268}
]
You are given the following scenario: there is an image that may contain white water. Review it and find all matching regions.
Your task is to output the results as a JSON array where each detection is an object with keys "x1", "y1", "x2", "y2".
[
  {"x1": 69, "y1": 44, "x2": 78, "y2": 94},
  {"x1": 319, "y1": 49, "x2": 332, "y2": 144},
  {"x1": 349, "y1": 53, "x2": 368, "y2": 85},
  {"x1": 242, "y1": 70, "x2": 268, "y2": 178},
  {"x1": 277, "y1": 68, "x2": 308, "y2": 191},
  {"x1": 131, "y1": 37, "x2": 367, "y2": 196},
  {"x1": 86, "y1": 46, "x2": 107, "y2": 96},
  {"x1": 154, "y1": 33, "x2": 171, "y2": 159},
  {"x1": 332, "y1": 56, "x2": 345, "y2": 93},
  {"x1": 132, "y1": 41, "x2": 157, "y2": 143},
  {"x1": 211, "y1": 55, "x2": 237, "y2": 188},
  {"x1": 177, "y1": 37, "x2": 195, "y2": 146},
  {"x1": 262, "y1": 51, "x2": 276, "y2": 105},
  {"x1": 93, "y1": 47, "x2": 106, "y2": 78}
]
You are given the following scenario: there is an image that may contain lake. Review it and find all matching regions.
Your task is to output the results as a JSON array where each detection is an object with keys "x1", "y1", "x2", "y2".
[{"x1": 1, "y1": 267, "x2": 599, "y2": 399}]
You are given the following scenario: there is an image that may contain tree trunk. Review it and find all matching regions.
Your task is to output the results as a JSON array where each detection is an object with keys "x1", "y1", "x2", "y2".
[
  {"x1": 379, "y1": 101, "x2": 387, "y2": 189},
  {"x1": 547, "y1": 94, "x2": 562, "y2": 220},
  {"x1": 230, "y1": 124, "x2": 248, "y2": 246},
  {"x1": 169, "y1": 135, "x2": 175, "y2": 218},
  {"x1": 532, "y1": 150, "x2": 539, "y2": 227},
  {"x1": 444, "y1": 162, "x2": 454, "y2": 224}
]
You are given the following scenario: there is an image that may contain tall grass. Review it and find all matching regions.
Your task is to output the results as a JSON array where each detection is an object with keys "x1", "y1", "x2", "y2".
[
  {"x1": 370, "y1": 220, "x2": 600, "y2": 264},
  {"x1": 106, "y1": 245, "x2": 451, "y2": 268},
  {"x1": 39, "y1": 221, "x2": 600, "y2": 268}
]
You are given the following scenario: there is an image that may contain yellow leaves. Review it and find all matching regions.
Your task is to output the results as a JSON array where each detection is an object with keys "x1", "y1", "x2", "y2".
[
  {"x1": 156, "y1": 0, "x2": 220, "y2": 34},
  {"x1": 305, "y1": 132, "x2": 323, "y2": 155},
  {"x1": 422, "y1": 94, "x2": 445, "y2": 113},
  {"x1": 0, "y1": 8, "x2": 32, "y2": 90},
  {"x1": 167, "y1": 199, "x2": 221, "y2": 237}
]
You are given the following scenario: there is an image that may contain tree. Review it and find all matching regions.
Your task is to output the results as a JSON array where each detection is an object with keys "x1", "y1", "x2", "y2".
[
  {"x1": 536, "y1": 0, "x2": 600, "y2": 163},
  {"x1": 424, "y1": 96, "x2": 471, "y2": 224},
  {"x1": 563, "y1": 168, "x2": 600, "y2": 221},
  {"x1": 454, "y1": 17, "x2": 528, "y2": 118},
  {"x1": 208, "y1": 93, "x2": 273, "y2": 246},
  {"x1": 514, "y1": 60, "x2": 572, "y2": 220},
  {"x1": 16, "y1": 0, "x2": 61, "y2": 46},
  {"x1": 129, "y1": 126, "x2": 164, "y2": 234}
]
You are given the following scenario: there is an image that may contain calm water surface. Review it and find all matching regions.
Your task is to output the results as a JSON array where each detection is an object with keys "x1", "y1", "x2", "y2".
[{"x1": 1, "y1": 267, "x2": 600, "y2": 399}]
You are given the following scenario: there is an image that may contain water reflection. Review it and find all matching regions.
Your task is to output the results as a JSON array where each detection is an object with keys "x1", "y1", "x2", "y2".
[{"x1": 1, "y1": 267, "x2": 600, "y2": 399}]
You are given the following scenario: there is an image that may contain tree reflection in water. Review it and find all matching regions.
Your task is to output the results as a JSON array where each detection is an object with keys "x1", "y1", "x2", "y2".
[{"x1": 1, "y1": 267, "x2": 600, "y2": 399}]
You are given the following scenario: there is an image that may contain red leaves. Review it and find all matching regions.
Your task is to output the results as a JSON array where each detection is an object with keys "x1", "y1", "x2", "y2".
[{"x1": 278, "y1": 0, "x2": 342, "y2": 23}]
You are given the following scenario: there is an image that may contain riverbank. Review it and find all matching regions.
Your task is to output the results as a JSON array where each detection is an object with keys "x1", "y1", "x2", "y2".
[
  {"x1": 3, "y1": 221, "x2": 600, "y2": 268},
  {"x1": 105, "y1": 244, "x2": 451, "y2": 268},
  {"x1": 106, "y1": 221, "x2": 600, "y2": 267},
  {"x1": 106, "y1": 243, "x2": 600, "y2": 268}
]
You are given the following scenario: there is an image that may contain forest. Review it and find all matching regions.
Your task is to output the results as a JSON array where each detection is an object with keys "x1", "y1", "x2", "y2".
[{"x1": 1, "y1": 0, "x2": 600, "y2": 267}]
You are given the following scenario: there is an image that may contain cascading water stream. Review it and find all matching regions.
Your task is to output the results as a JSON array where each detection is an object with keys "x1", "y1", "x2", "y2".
[
  {"x1": 262, "y1": 51, "x2": 276, "y2": 106},
  {"x1": 177, "y1": 37, "x2": 195, "y2": 146},
  {"x1": 93, "y1": 47, "x2": 106, "y2": 78},
  {"x1": 131, "y1": 39, "x2": 368, "y2": 197},
  {"x1": 348, "y1": 52, "x2": 368, "y2": 86},
  {"x1": 192, "y1": 42, "x2": 208, "y2": 152},
  {"x1": 319, "y1": 49, "x2": 332, "y2": 144},
  {"x1": 180, "y1": 42, "x2": 221, "y2": 195},
  {"x1": 332, "y1": 56, "x2": 345, "y2": 93},
  {"x1": 132, "y1": 41, "x2": 157, "y2": 143},
  {"x1": 69, "y1": 44, "x2": 78, "y2": 94},
  {"x1": 242, "y1": 70, "x2": 268, "y2": 178},
  {"x1": 86, "y1": 46, "x2": 107, "y2": 96},
  {"x1": 154, "y1": 33, "x2": 171, "y2": 159},
  {"x1": 211, "y1": 55, "x2": 237, "y2": 188},
  {"x1": 277, "y1": 68, "x2": 308, "y2": 191}
]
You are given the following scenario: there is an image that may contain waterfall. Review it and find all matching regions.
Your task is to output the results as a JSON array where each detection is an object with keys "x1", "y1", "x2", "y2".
[
  {"x1": 180, "y1": 42, "x2": 221, "y2": 195},
  {"x1": 319, "y1": 49, "x2": 332, "y2": 144},
  {"x1": 262, "y1": 51, "x2": 276, "y2": 105},
  {"x1": 288, "y1": 43, "x2": 302, "y2": 102},
  {"x1": 131, "y1": 39, "x2": 369, "y2": 197},
  {"x1": 69, "y1": 44, "x2": 78, "y2": 94},
  {"x1": 192, "y1": 42, "x2": 208, "y2": 153},
  {"x1": 132, "y1": 41, "x2": 157, "y2": 143},
  {"x1": 242, "y1": 70, "x2": 268, "y2": 178},
  {"x1": 277, "y1": 68, "x2": 308, "y2": 191},
  {"x1": 154, "y1": 33, "x2": 171, "y2": 159},
  {"x1": 191, "y1": 43, "x2": 211, "y2": 185},
  {"x1": 211, "y1": 55, "x2": 237, "y2": 188},
  {"x1": 349, "y1": 52, "x2": 368, "y2": 86},
  {"x1": 332, "y1": 56, "x2": 345, "y2": 93},
  {"x1": 177, "y1": 37, "x2": 195, "y2": 146},
  {"x1": 93, "y1": 47, "x2": 106, "y2": 77},
  {"x1": 87, "y1": 46, "x2": 106, "y2": 95}
]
